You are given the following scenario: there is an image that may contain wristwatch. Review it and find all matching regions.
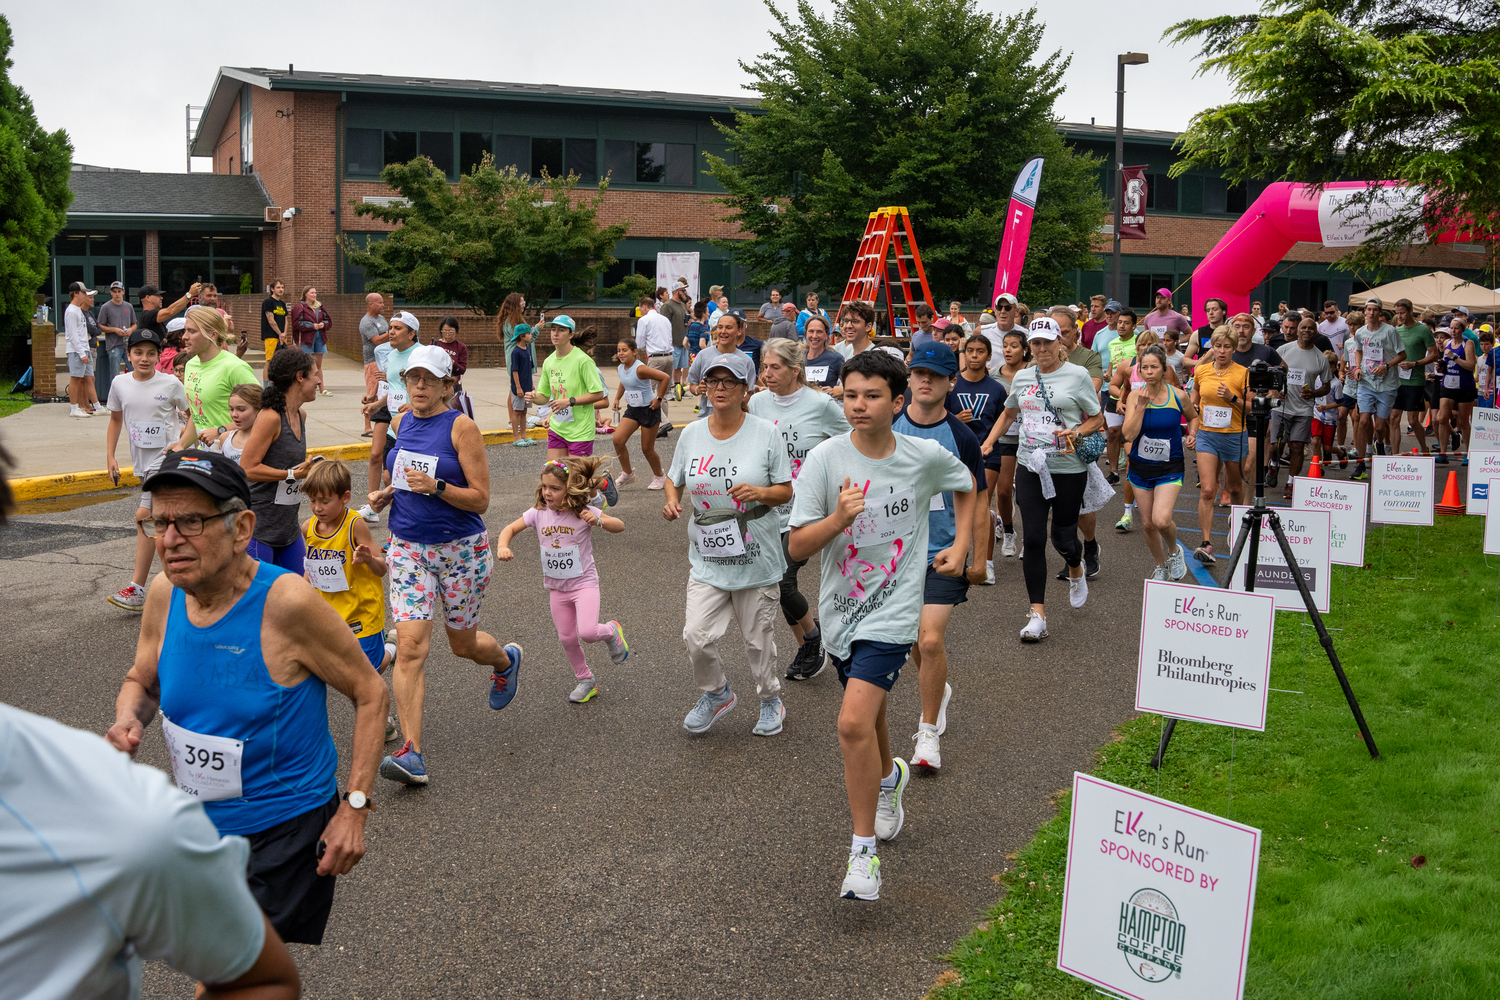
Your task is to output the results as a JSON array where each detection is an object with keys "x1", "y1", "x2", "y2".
[
  {"x1": 284, "y1": 469, "x2": 296, "y2": 486},
  {"x1": 343, "y1": 790, "x2": 374, "y2": 811},
  {"x1": 434, "y1": 479, "x2": 447, "y2": 495}
]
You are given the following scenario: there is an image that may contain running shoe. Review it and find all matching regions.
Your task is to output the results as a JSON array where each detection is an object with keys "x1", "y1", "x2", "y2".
[
  {"x1": 1265, "y1": 467, "x2": 1279, "y2": 488},
  {"x1": 1168, "y1": 546, "x2": 1188, "y2": 581},
  {"x1": 875, "y1": 758, "x2": 910, "y2": 840},
  {"x1": 935, "y1": 681, "x2": 952, "y2": 736},
  {"x1": 1106, "y1": 470, "x2": 1120, "y2": 486},
  {"x1": 617, "y1": 471, "x2": 637, "y2": 488},
  {"x1": 1462, "y1": 456, "x2": 1469, "y2": 467},
  {"x1": 382, "y1": 642, "x2": 396, "y2": 673},
  {"x1": 70, "y1": 406, "x2": 90, "y2": 418},
  {"x1": 1149, "y1": 565, "x2": 1168, "y2": 581},
  {"x1": 647, "y1": 475, "x2": 667, "y2": 490},
  {"x1": 1338, "y1": 448, "x2": 1349, "y2": 469},
  {"x1": 1435, "y1": 453, "x2": 1449, "y2": 465},
  {"x1": 384, "y1": 714, "x2": 400, "y2": 742},
  {"x1": 1069, "y1": 573, "x2": 1089, "y2": 609},
  {"x1": 992, "y1": 513, "x2": 1004, "y2": 543},
  {"x1": 357, "y1": 504, "x2": 380, "y2": 525},
  {"x1": 911, "y1": 729, "x2": 942, "y2": 771},
  {"x1": 1283, "y1": 483, "x2": 1293, "y2": 500},
  {"x1": 658, "y1": 422, "x2": 674, "y2": 439},
  {"x1": 569, "y1": 679, "x2": 598, "y2": 703},
  {"x1": 787, "y1": 630, "x2": 826, "y2": 681},
  {"x1": 600, "y1": 474, "x2": 619, "y2": 507},
  {"x1": 683, "y1": 686, "x2": 736, "y2": 733},
  {"x1": 1193, "y1": 540, "x2": 1216, "y2": 565},
  {"x1": 489, "y1": 643, "x2": 523, "y2": 710},
  {"x1": 1218, "y1": 490, "x2": 1233, "y2": 507},
  {"x1": 1084, "y1": 540, "x2": 1101, "y2": 579},
  {"x1": 1350, "y1": 463, "x2": 1368, "y2": 481},
  {"x1": 1001, "y1": 531, "x2": 1017, "y2": 558},
  {"x1": 1115, "y1": 508, "x2": 1134, "y2": 532},
  {"x1": 605, "y1": 620, "x2": 629, "y2": 664},
  {"x1": 379, "y1": 740, "x2": 428, "y2": 785},
  {"x1": 106, "y1": 583, "x2": 146, "y2": 612},
  {"x1": 983, "y1": 560, "x2": 996, "y2": 585},
  {"x1": 1019, "y1": 610, "x2": 1048, "y2": 642},
  {"x1": 841, "y1": 846, "x2": 881, "y2": 901},
  {"x1": 752, "y1": 697, "x2": 785, "y2": 736}
]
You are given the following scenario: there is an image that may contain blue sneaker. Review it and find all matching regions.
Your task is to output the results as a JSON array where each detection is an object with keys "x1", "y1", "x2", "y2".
[
  {"x1": 490, "y1": 643, "x2": 523, "y2": 710},
  {"x1": 379, "y1": 740, "x2": 428, "y2": 785},
  {"x1": 683, "y1": 687, "x2": 736, "y2": 733}
]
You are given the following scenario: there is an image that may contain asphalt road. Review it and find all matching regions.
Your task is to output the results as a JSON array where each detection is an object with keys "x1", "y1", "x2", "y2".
[{"x1": 3, "y1": 419, "x2": 1241, "y2": 1000}]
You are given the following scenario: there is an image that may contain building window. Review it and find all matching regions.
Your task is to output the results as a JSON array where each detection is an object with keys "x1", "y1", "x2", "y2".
[
  {"x1": 1145, "y1": 173, "x2": 1178, "y2": 212},
  {"x1": 420, "y1": 132, "x2": 454, "y2": 177},
  {"x1": 1226, "y1": 181, "x2": 1249, "y2": 214},
  {"x1": 565, "y1": 139, "x2": 598, "y2": 183},
  {"x1": 239, "y1": 82, "x2": 253, "y2": 174},
  {"x1": 531, "y1": 137, "x2": 563, "y2": 178},
  {"x1": 604, "y1": 140, "x2": 696, "y2": 186},
  {"x1": 496, "y1": 134, "x2": 528, "y2": 173},
  {"x1": 460, "y1": 132, "x2": 490, "y2": 175},
  {"x1": 664, "y1": 143, "x2": 695, "y2": 186},
  {"x1": 346, "y1": 128, "x2": 382, "y2": 175},
  {"x1": 1128, "y1": 273, "x2": 1177, "y2": 311},
  {"x1": 384, "y1": 130, "x2": 417, "y2": 166},
  {"x1": 158, "y1": 232, "x2": 259, "y2": 300}
]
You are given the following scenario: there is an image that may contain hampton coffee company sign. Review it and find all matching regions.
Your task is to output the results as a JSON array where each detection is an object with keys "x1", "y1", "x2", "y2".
[{"x1": 1058, "y1": 774, "x2": 1262, "y2": 1000}]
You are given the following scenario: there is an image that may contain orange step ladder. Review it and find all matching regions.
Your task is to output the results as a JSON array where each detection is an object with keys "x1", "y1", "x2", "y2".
[{"x1": 834, "y1": 207, "x2": 935, "y2": 340}]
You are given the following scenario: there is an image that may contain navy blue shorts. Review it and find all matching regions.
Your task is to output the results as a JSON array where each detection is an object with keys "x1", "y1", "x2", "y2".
[
  {"x1": 359, "y1": 633, "x2": 388, "y2": 672},
  {"x1": 832, "y1": 639, "x2": 911, "y2": 692},
  {"x1": 923, "y1": 563, "x2": 969, "y2": 606}
]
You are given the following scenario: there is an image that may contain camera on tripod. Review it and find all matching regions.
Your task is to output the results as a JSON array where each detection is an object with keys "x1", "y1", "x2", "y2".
[{"x1": 1246, "y1": 359, "x2": 1286, "y2": 394}]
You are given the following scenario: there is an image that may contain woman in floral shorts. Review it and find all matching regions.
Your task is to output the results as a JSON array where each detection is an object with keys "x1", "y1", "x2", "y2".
[{"x1": 366, "y1": 344, "x2": 523, "y2": 787}]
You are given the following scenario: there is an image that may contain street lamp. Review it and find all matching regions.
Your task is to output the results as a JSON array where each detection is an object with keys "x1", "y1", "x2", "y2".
[{"x1": 1113, "y1": 52, "x2": 1149, "y2": 305}]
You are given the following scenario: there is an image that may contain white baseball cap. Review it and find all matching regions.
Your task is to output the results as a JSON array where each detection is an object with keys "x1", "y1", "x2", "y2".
[
  {"x1": 401, "y1": 343, "x2": 452, "y2": 380},
  {"x1": 393, "y1": 310, "x2": 421, "y2": 334},
  {"x1": 1027, "y1": 317, "x2": 1061, "y2": 341}
]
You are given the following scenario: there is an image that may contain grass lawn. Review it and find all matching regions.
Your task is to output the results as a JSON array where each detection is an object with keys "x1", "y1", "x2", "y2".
[
  {"x1": 0, "y1": 393, "x2": 32, "y2": 419},
  {"x1": 933, "y1": 514, "x2": 1500, "y2": 999}
]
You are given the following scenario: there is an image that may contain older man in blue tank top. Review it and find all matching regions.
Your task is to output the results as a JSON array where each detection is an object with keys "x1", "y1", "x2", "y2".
[{"x1": 106, "y1": 449, "x2": 389, "y2": 947}]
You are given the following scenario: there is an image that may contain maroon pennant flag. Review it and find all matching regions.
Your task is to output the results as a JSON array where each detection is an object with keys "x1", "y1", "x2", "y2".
[{"x1": 1119, "y1": 165, "x2": 1148, "y2": 240}]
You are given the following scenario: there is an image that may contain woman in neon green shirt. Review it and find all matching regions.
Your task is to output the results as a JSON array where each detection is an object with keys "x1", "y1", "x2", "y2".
[{"x1": 526, "y1": 316, "x2": 606, "y2": 459}]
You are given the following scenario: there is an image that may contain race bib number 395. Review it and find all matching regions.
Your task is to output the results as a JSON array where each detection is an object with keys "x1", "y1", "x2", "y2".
[{"x1": 161, "y1": 715, "x2": 243, "y2": 801}]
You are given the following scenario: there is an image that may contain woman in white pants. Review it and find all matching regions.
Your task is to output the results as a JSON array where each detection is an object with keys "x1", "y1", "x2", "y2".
[{"x1": 663, "y1": 352, "x2": 793, "y2": 738}]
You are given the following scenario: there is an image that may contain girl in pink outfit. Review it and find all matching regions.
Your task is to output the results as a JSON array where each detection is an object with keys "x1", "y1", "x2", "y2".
[{"x1": 495, "y1": 457, "x2": 630, "y2": 703}]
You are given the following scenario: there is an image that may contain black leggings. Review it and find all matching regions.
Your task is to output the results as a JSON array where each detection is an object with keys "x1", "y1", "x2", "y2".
[
  {"x1": 1014, "y1": 465, "x2": 1087, "y2": 605},
  {"x1": 778, "y1": 531, "x2": 810, "y2": 627}
]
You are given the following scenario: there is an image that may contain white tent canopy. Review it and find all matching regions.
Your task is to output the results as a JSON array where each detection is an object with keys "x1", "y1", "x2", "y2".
[{"x1": 1349, "y1": 270, "x2": 1500, "y2": 313}]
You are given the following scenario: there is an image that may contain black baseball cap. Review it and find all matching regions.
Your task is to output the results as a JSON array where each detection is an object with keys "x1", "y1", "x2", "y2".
[
  {"x1": 66, "y1": 281, "x2": 95, "y2": 295},
  {"x1": 126, "y1": 328, "x2": 164, "y2": 350},
  {"x1": 138, "y1": 284, "x2": 165, "y2": 298},
  {"x1": 140, "y1": 450, "x2": 253, "y2": 508}
]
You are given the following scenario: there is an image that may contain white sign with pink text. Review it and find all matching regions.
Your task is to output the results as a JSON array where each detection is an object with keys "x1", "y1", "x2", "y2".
[
  {"x1": 1486, "y1": 478, "x2": 1500, "y2": 555},
  {"x1": 1227, "y1": 507, "x2": 1332, "y2": 613},
  {"x1": 1136, "y1": 581, "x2": 1275, "y2": 732},
  {"x1": 1058, "y1": 773, "x2": 1262, "y2": 1000},
  {"x1": 1370, "y1": 455, "x2": 1435, "y2": 526},
  {"x1": 1292, "y1": 477, "x2": 1368, "y2": 566},
  {"x1": 1465, "y1": 452, "x2": 1500, "y2": 514}
]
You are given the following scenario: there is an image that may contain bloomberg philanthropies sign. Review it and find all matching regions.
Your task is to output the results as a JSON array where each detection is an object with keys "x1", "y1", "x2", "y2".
[{"x1": 1135, "y1": 581, "x2": 1276, "y2": 732}]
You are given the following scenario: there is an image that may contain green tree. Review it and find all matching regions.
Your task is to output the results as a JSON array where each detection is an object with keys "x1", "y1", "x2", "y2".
[
  {"x1": 1168, "y1": 0, "x2": 1499, "y2": 271},
  {"x1": 0, "y1": 14, "x2": 72, "y2": 340},
  {"x1": 342, "y1": 156, "x2": 635, "y2": 315},
  {"x1": 709, "y1": 0, "x2": 1105, "y2": 309}
]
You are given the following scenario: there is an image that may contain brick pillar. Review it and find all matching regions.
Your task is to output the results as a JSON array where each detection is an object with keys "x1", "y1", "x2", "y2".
[
  {"x1": 145, "y1": 231, "x2": 159, "y2": 285},
  {"x1": 30, "y1": 323, "x2": 56, "y2": 399}
]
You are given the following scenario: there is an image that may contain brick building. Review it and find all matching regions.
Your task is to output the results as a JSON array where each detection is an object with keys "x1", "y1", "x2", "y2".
[{"x1": 43, "y1": 67, "x2": 1487, "y2": 320}]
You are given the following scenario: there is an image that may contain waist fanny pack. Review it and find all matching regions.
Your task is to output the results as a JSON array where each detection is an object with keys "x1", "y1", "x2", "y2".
[
  {"x1": 691, "y1": 503, "x2": 773, "y2": 533},
  {"x1": 1037, "y1": 373, "x2": 1107, "y2": 464}
]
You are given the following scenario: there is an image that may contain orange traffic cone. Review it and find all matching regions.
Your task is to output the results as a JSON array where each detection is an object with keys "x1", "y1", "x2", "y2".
[
  {"x1": 1307, "y1": 455, "x2": 1324, "y2": 479},
  {"x1": 1435, "y1": 470, "x2": 1465, "y2": 516}
]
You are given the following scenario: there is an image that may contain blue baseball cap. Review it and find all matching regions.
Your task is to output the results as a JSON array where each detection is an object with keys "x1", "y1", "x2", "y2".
[
  {"x1": 908, "y1": 341, "x2": 958, "y2": 376},
  {"x1": 548, "y1": 315, "x2": 576, "y2": 332}
]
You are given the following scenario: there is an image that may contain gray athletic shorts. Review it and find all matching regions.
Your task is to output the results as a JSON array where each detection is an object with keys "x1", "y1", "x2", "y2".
[{"x1": 68, "y1": 352, "x2": 95, "y2": 377}]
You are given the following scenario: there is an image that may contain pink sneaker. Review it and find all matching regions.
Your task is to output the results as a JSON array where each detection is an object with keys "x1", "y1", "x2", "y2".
[
  {"x1": 647, "y1": 475, "x2": 667, "y2": 491},
  {"x1": 617, "y1": 471, "x2": 637, "y2": 487}
]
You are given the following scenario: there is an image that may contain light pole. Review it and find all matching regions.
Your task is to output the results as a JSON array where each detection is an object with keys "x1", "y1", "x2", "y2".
[{"x1": 1113, "y1": 52, "x2": 1149, "y2": 305}]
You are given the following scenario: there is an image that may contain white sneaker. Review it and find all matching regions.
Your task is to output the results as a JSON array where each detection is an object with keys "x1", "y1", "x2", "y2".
[
  {"x1": 911, "y1": 729, "x2": 942, "y2": 771},
  {"x1": 647, "y1": 475, "x2": 667, "y2": 490},
  {"x1": 935, "y1": 682, "x2": 952, "y2": 736},
  {"x1": 993, "y1": 514, "x2": 1004, "y2": 543},
  {"x1": 1020, "y1": 610, "x2": 1048, "y2": 642},
  {"x1": 617, "y1": 471, "x2": 637, "y2": 487},
  {"x1": 1149, "y1": 565, "x2": 1168, "y2": 582},
  {"x1": 357, "y1": 504, "x2": 380, "y2": 525},
  {"x1": 875, "y1": 758, "x2": 909, "y2": 840},
  {"x1": 840, "y1": 846, "x2": 882, "y2": 901},
  {"x1": 1069, "y1": 573, "x2": 1089, "y2": 608},
  {"x1": 983, "y1": 560, "x2": 996, "y2": 585},
  {"x1": 70, "y1": 406, "x2": 89, "y2": 418},
  {"x1": 1168, "y1": 545, "x2": 1188, "y2": 581},
  {"x1": 1001, "y1": 532, "x2": 1017, "y2": 557}
]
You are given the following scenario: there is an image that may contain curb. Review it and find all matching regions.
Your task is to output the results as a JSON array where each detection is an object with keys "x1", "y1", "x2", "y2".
[{"x1": 11, "y1": 427, "x2": 552, "y2": 503}]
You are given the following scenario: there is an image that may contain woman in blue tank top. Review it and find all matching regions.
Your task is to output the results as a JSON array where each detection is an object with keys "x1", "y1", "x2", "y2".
[
  {"x1": 367, "y1": 345, "x2": 522, "y2": 787},
  {"x1": 1436, "y1": 316, "x2": 1477, "y2": 465},
  {"x1": 1123, "y1": 345, "x2": 1200, "y2": 582}
]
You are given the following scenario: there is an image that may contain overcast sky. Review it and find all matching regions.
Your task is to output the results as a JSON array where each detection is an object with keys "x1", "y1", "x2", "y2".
[{"x1": 8, "y1": 0, "x2": 1242, "y2": 174}]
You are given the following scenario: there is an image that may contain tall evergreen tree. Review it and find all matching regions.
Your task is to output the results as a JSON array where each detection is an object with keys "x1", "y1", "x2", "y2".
[{"x1": 710, "y1": 0, "x2": 1105, "y2": 309}]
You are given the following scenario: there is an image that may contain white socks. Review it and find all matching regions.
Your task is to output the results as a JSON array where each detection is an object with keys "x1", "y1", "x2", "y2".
[{"x1": 851, "y1": 834, "x2": 877, "y2": 853}]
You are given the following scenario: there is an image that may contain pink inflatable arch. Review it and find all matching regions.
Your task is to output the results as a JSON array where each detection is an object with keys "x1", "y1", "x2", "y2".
[{"x1": 1190, "y1": 181, "x2": 1469, "y2": 320}]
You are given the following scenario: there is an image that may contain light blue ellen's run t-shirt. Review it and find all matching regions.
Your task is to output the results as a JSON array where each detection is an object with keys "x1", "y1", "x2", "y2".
[{"x1": 748, "y1": 386, "x2": 852, "y2": 532}]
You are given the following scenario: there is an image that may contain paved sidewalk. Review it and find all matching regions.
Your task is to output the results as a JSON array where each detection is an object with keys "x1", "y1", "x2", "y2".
[{"x1": 2, "y1": 348, "x2": 679, "y2": 481}]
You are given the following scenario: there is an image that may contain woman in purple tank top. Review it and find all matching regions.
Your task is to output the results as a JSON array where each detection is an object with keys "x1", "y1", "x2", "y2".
[{"x1": 366, "y1": 344, "x2": 523, "y2": 788}]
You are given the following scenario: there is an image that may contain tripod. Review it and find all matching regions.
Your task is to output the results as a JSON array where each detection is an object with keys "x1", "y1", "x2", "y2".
[{"x1": 1150, "y1": 392, "x2": 1380, "y2": 768}]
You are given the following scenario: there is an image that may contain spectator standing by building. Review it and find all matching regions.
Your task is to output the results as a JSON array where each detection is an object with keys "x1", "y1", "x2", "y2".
[
  {"x1": 63, "y1": 282, "x2": 96, "y2": 418},
  {"x1": 661, "y1": 280, "x2": 692, "y2": 399},
  {"x1": 436, "y1": 316, "x2": 473, "y2": 419},
  {"x1": 1080, "y1": 295, "x2": 1109, "y2": 348},
  {"x1": 947, "y1": 300, "x2": 972, "y2": 334},
  {"x1": 358, "y1": 293, "x2": 389, "y2": 437},
  {"x1": 770, "y1": 301, "x2": 799, "y2": 340},
  {"x1": 289, "y1": 286, "x2": 333, "y2": 395},
  {"x1": 797, "y1": 292, "x2": 830, "y2": 337},
  {"x1": 636, "y1": 295, "x2": 675, "y2": 426},
  {"x1": 96, "y1": 280, "x2": 136, "y2": 404},
  {"x1": 759, "y1": 288, "x2": 786, "y2": 321},
  {"x1": 262, "y1": 279, "x2": 289, "y2": 363},
  {"x1": 137, "y1": 281, "x2": 199, "y2": 341}
]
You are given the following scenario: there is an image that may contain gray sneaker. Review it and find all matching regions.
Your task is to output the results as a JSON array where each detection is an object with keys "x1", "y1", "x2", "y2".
[
  {"x1": 683, "y1": 687, "x2": 736, "y2": 733},
  {"x1": 752, "y1": 697, "x2": 785, "y2": 736},
  {"x1": 569, "y1": 679, "x2": 598, "y2": 703},
  {"x1": 1168, "y1": 545, "x2": 1188, "y2": 581}
]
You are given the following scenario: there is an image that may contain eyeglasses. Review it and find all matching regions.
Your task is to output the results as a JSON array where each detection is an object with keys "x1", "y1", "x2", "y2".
[
  {"x1": 403, "y1": 372, "x2": 445, "y2": 386},
  {"x1": 140, "y1": 510, "x2": 238, "y2": 537},
  {"x1": 704, "y1": 377, "x2": 746, "y2": 390}
]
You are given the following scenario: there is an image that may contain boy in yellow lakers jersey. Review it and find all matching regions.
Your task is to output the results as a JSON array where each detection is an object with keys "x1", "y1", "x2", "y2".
[{"x1": 302, "y1": 460, "x2": 395, "y2": 680}]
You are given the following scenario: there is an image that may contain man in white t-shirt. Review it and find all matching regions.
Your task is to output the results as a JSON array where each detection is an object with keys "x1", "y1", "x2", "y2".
[
  {"x1": 1317, "y1": 300, "x2": 1350, "y2": 352},
  {"x1": 63, "y1": 281, "x2": 97, "y2": 418},
  {"x1": 0, "y1": 701, "x2": 298, "y2": 1000}
]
